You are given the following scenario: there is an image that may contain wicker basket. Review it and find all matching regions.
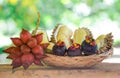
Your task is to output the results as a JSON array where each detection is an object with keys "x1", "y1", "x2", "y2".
[{"x1": 42, "y1": 48, "x2": 113, "y2": 68}]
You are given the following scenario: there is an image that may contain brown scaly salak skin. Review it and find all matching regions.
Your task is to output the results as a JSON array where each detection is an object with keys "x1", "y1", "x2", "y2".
[{"x1": 3, "y1": 12, "x2": 49, "y2": 70}]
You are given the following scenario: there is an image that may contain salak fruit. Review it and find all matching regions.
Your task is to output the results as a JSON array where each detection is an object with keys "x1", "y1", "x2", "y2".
[{"x1": 3, "y1": 29, "x2": 49, "y2": 70}]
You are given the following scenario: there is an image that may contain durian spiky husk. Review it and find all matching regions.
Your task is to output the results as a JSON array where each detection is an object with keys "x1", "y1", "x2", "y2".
[
  {"x1": 50, "y1": 24, "x2": 73, "y2": 48},
  {"x1": 82, "y1": 27, "x2": 93, "y2": 38},
  {"x1": 73, "y1": 27, "x2": 93, "y2": 44},
  {"x1": 98, "y1": 33, "x2": 113, "y2": 54},
  {"x1": 50, "y1": 24, "x2": 60, "y2": 43}
]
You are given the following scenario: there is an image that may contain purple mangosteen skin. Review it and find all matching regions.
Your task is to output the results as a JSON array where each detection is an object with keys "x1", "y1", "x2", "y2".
[
  {"x1": 52, "y1": 45, "x2": 67, "y2": 56},
  {"x1": 67, "y1": 48, "x2": 82, "y2": 56}
]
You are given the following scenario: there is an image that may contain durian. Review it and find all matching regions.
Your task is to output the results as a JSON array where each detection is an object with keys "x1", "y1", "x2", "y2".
[
  {"x1": 98, "y1": 33, "x2": 113, "y2": 54},
  {"x1": 50, "y1": 24, "x2": 73, "y2": 48},
  {"x1": 50, "y1": 24, "x2": 60, "y2": 43},
  {"x1": 73, "y1": 27, "x2": 93, "y2": 44},
  {"x1": 82, "y1": 27, "x2": 93, "y2": 38}
]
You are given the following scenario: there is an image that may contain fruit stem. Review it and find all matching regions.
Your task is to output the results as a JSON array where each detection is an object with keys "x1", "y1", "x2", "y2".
[{"x1": 32, "y1": 12, "x2": 40, "y2": 36}]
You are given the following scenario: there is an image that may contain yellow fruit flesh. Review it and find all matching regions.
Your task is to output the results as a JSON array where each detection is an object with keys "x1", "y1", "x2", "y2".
[
  {"x1": 47, "y1": 42, "x2": 55, "y2": 50},
  {"x1": 37, "y1": 31, "x2": 49, "y2": 43},
  {"x1": 73, "y1": 28, "x2": 87, "y2": 44},
  {"x1": 46, "y1": 42, "x2": 55, "y2": 53},
  {"x1": 56, "y1": 25, "x2": 73, "y2": 48},
  {"x1": 96, "y1": 35, "x2": 106, "y2": 49}
]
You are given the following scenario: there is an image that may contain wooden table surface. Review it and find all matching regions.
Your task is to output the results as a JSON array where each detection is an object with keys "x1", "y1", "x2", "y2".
[{"x1": 0, "y1": 63, "x2": 120, "y2": 78}]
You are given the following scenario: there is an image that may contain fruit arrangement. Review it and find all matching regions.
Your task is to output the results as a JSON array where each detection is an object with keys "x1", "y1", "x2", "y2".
[
  {"x1": 49, "y1": 24, "x2": 113, "y2": 56},
  {"x1": 43, "y1": 27, "x2": 113, "y2": 68},
  {"x1": 3, "y1": 12, "x2": 113, "y2": 70},
  {"x1": 43, "y1": 24, "x2": 113, "y2": 68}
]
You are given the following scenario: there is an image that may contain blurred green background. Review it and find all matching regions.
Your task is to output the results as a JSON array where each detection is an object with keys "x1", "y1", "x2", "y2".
[{"x1": 0, "y1": 0, "x2": 120, "y2": 54}]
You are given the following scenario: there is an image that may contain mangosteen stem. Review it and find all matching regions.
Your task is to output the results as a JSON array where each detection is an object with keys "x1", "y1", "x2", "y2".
[{"x1": 32, "y1": 12, "x2": 40, "y2": 36}]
